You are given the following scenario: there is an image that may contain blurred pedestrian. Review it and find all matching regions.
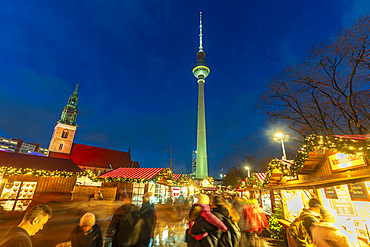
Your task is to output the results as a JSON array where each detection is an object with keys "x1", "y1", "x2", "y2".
[
  {"x1": 67, "y1": 212, "x2": 103, "y2": 247},
  {"x1": 0, "y1": 204, "x2": 52, "y2": 247},
  {"x1": 89, "y1": 191, "x2": 104, "y2": 201},
  {"x1": 311, "y1": 210, "x2": 357, "y2": 247},
  {"x1": 223, "y1": 197, "x2": 239, "y2": 225},
  {"x1": 233, "y1": 196, "x2": 253, "y2": 246},
  {"x1": 188, "y1": 194, "x2": 227, "y2": 247},
  {"x1": 136, "y1": 193, "x2": 156, "y2": 247},
  {"x1": 287, "y1": 198, "x2": 323, "y2": 247},
  {"x1": 106, "y1": 195, "x2": 142, "y2": 247},
  {"x1": 211, "y1": 195, "x2": 240, "y2": 247}
]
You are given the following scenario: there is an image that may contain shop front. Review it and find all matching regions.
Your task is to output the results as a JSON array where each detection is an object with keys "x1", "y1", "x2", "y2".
[
  {"x1": 271, "y1": 135, "x2": 370, "y2": 246},
  {"x1": 99, "y1": 167, "x2": 176, "y2": 206}
]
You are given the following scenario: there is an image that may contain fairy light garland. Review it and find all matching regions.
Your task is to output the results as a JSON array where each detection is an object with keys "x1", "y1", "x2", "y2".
[
  {"x1": 240, "y1": 134, "x2": 370, "y2": 189},
  {"x1": 0, "y1": 167, "x2": 192, "y2": 185}
]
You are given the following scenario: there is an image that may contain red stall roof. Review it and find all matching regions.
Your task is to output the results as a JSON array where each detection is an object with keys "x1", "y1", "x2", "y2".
[
  {"x1": 173, "y1": 174, "x2": 182, "y2": 181},
  {"x1": 0, "y1": 151, "x2": 82, "y2": 172},
  {"x1": 99, "y1": 168, "x2": 165, "y2": 179}
]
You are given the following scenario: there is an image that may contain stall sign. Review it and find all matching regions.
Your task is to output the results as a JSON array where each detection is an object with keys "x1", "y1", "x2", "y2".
[
  {"x1": 324, "y1": 186, "x2": 338, "y2": 199},
  {"x1": 201, "y1": 179, "x2": 212, "y2": 187},
  {"x1": 76, "y1": 176, "x2": 102, "y2": 187},
  {"x1": 348, "y1": 182, "x2": 370, "y2": 201},
  {"x1": 328, "y1": 153, "x2": 367, "y2": 172},
  {"x1": 171, "y1": 187, "x2": 180, "y2": 197},
  {"x1": 330, "y1": 185, "x2": 356, "y2": 216}
]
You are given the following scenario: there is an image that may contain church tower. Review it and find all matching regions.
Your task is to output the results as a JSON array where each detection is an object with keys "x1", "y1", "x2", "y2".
[
  {"x1": 48, "y1": 84, "x2": 79, "y2": 155},
  {"x1": 193, "y1": 12, "x2": 210, "y2": 179}
]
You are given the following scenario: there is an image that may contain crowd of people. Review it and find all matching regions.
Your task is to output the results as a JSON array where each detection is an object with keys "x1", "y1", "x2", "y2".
[{"x1": 0, "y1": 193, "x2": 361, "y2": 247}]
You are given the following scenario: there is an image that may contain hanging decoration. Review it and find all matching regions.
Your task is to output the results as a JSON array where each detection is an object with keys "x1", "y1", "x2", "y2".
[
  {"x1": 0, "y1": 166, "x2": 184, "y2": 185},
  {"x1": 241, "y1": 134, "x2": 370, "y2": 188}
]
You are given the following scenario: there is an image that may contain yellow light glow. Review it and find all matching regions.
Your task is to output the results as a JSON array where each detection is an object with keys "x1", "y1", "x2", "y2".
[{"x1": 275, "y1": 132, "x2": 283, "y2": 138}]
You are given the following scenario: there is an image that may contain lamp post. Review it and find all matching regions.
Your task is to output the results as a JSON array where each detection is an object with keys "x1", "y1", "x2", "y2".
[
  {"x1": 245, "y1": 166, "x2": 250, "y2": 178},
  {"x1": 274, "y1": 132, "x2": 287, "y2": 160}
]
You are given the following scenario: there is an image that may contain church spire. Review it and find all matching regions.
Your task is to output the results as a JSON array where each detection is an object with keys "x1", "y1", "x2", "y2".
[{"x1": 58, "y1": 84, "x2": 79, "y2": 126}]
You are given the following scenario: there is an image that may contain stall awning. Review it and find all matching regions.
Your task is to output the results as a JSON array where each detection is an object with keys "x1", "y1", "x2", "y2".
[
  {"x1": 255, "y1": 173, "x2": 266, "y2": 183},
  {"x1": 173, "y1": 174, "x2": 182, "y2": 181},
  {"x1": 99, "y1": 168, "x2": 166, "y2": 179}
]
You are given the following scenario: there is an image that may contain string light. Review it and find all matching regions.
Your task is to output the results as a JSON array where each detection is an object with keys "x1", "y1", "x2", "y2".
[
  {"x1": 239, "y1": 134, "x2": 370, "y2": 189},
  {"x1": 0, "y1": 167, "x2": 188, "y2": 186}
]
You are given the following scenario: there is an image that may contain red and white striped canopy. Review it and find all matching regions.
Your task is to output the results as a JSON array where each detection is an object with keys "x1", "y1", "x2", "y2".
[
  {"x1": 333, "y1": 135, "x2": 366, "y2": 141},
  {"x1": 255, "y1": 173, "x2": 266, "y2": 183},
  {"x1": 99, "y1": 168, "x2": 166, "y2": 179},
  {"x1": 172, "y1": 174, "x2": 182, "y2": 181}
]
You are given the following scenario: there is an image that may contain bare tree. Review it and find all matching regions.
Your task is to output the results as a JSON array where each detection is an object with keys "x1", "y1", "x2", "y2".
[{"x1": 257, "y1": 14, "x2": 370, "y2": 137}]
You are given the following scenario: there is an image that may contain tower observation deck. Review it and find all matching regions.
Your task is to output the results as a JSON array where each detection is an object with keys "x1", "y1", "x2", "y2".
[{"x1": 192, "y1": 12, "x2": 210, "y2": 179}]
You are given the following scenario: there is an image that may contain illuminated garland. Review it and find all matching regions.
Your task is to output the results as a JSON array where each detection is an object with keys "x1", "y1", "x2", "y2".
[
  {"x1": 0, "y1": 166, "x2": 195, "y2": 185},
  {"x1": 241, "y1": 134, "x2": 370, "y2": 189}
]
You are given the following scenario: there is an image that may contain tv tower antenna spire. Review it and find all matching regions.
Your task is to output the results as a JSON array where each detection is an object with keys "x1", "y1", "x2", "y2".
[{"x1": 199, "y1": 12, "x2": 203, "y2": 52}]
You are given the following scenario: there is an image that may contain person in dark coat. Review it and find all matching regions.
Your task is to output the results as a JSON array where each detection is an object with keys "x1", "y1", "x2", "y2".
[
  {"x1": 106, "y1": 195, "x2": 142, "y2": 247},
  {"x1": 189, "y1": 194, "x2": 227, "y2": 247},
  {"x1": 68, "y1": 213, "x2": 103, "y2": 247},
  {"x1": 0, "y1": 204, "x2": 52, "y2": 247},
  {"x1": 136, "y1": 193, "x2": 156, "y2": 247},
  {"x1": 211, "y1": 196, "x2": 233, "y2": 247}
]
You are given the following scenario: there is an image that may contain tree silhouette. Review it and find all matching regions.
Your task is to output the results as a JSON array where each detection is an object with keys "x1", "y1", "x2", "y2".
[{"x1": 257, "y1": 14, "x2": 370, "y2": 138}]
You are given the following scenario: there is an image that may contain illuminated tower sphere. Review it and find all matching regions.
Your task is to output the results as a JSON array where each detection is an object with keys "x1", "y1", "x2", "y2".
[
  {"x1": 192, "y1": 12, "x2": 210, "y2": 179},
  {"x1": 48, "y1": 84, "x2": 79, "y2": 155}
]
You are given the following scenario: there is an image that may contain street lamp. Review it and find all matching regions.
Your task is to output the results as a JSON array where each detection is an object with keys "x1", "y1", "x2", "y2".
[
  {"x1": 274, "y1": 132, "x2": 287, "y2": 160},
  {"x1": 245, "y1": 166, "x2": 250, "y2": 178}
]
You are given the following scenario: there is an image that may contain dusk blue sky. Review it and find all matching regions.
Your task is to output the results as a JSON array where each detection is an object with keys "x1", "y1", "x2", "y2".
[{"x1": 1, "y1": 1, "x2": 369, "y2": 177}]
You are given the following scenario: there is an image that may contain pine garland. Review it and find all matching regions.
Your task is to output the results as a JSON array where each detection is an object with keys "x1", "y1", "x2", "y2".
[{"x1": 241, "y1": 134, "x2": 370, "y2": 188}]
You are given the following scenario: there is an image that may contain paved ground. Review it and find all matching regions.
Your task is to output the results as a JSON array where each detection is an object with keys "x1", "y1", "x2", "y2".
[{"x1": 0, "y1": 201, "x2": 288, "y2": 247}]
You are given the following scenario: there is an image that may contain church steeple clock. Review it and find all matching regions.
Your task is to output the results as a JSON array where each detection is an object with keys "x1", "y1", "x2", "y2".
[{"x1": 48, "y1": 84, "x2": 79, "y2": 155}]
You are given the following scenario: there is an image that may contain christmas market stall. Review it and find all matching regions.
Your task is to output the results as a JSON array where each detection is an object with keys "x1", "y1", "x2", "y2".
[
  {"x1": 0, "y1": 151, "x2": 82, "y2": 212},
  {"x1": 171, "y1": 174, "x2": 189, "y2": 199},
  {"x1": 98, "y1": 167, "x2": 176, "y2": 206},
  {"x1": 244, "y1": 135, "x2": 370, "y2": 246}
]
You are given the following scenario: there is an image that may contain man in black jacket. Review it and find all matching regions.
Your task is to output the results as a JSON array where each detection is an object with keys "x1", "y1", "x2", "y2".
[
  {"x1": 0, "y1": 204, "x2": 52, "y2": 247},
  {"x1": 136, "y1": 193, "x2": 156, "y2": 247},
  {"x1": 68, "y1": 213, "x2": 103, "y2": 247},
  {"x1": 106, "y1": 195, "x2": 142, "y2": 247}
]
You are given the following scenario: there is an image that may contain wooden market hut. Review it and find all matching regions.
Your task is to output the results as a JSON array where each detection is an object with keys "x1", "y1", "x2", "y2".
[
  {"x1": 99, "y1": 167, "x2": 179, "y2": 205},
  {"x1": 238, "y1": 135, "x2": 370, "y2": 245},
  {"x1": 0, "y1": 151, "x2": 82, "y2": 211}
]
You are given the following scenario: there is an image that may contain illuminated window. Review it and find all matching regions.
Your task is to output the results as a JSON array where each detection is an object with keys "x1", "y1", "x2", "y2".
[
  {"x1": 132, "y1": 182, "x2": 145, "y2": 206},
  {"x1": 61, "y1": 129, "x2": 69, "y2": 138},
  {"x1": 59, "y1": 143, "x2": 64, "y2": 150}
]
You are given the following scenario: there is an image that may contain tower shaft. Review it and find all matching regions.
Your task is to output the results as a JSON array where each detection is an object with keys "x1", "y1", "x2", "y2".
[
  {"x1": 193, "y1": 12, "x2": 210, "y2": 179},
  {"x1": 196, "y1": 78, "x2": 208, "y2": 179}
]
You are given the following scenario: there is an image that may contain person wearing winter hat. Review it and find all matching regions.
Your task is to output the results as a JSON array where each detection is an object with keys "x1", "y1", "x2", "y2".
[
  {"x1": 287, "y1": 197, "x2": 323, "y2": 247},
  {"x1": 186, "y1": 194, "x2": 227, "y2": 247}
]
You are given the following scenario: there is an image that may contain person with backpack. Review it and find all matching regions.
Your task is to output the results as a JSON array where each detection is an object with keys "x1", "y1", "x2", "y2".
[
  {"x1": 136, "y1": 193, "x2": 156, "y2": 247},
  {"x1": 212, "y1": 195, "x2": 241, "y2": 247},
  {"x1": 106, "y1": 195, "x2": 142, "y2": 247},
  {"x1": 187, "y1": 194, "x2": 228, "y2": 247},
  {"x1": 0, "y1": 204, "x2": 52, "y2": 247},
  {"x1": 287, "y1": 198, "x2": 323, "y2": 247}
]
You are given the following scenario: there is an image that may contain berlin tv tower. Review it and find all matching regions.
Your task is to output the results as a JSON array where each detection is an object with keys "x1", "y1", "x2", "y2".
[{"x1": 192, "y1": 12, "x2": 210, "y2": 179}]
